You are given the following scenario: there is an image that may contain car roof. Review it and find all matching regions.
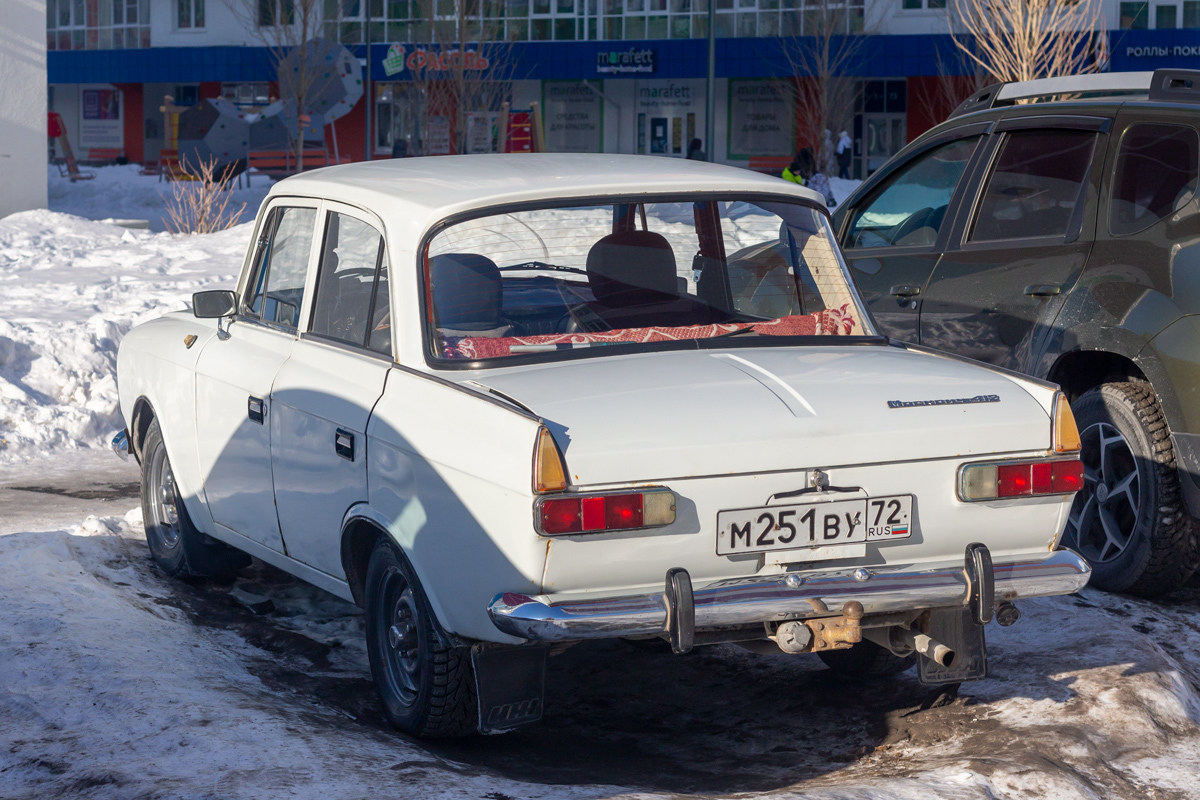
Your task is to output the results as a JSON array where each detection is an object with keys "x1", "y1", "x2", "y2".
[{"x1": 267, "y1": 154, "x2": 827, "y2": 229}]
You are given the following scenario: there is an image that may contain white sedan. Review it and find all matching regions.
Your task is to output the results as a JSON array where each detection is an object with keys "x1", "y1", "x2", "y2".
[{"x1": 113, "y1": 154, "x2": 1090, "y2": 737}]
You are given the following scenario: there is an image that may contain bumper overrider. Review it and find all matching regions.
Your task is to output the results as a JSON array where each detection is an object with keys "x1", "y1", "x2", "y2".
[{"x1": 487, "y1": 548, "x2": 1090, "y2": 645}]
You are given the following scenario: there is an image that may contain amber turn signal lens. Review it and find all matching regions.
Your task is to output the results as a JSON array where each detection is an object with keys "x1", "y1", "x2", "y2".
[
  {"x1": 533, "y1": 427, "x2": 568, "y2": 493},
  {"x1": 1053, "y1": 392, "x2": 1082, "y2": 453}
]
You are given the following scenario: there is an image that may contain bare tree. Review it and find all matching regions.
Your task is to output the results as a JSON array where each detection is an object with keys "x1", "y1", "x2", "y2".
[
  {"x1": 165, "y1": 156, "x2": 248, "y2": 235},
  {"x1": 780, "y1": 0, "x2": 876, "y2": 172},
  {"x1": 912, "y1": 45, "x2": 991, "y2": 128},
  {"x1": 946, "y1": 0, "x2": 1108, "y2": 84},
  {"x1": 391, "y1": 0, "x2": 517, "y2": 156},
  {"x1": 226, "y1": 0, "x2": 333, "y2": 170}
]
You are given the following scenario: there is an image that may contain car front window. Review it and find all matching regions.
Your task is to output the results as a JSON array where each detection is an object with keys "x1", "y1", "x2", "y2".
[{"x1": 423, "y1": 196, "x2": 874, "y2": 362}]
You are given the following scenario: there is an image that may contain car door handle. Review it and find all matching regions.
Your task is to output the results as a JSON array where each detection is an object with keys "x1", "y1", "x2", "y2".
[
  {"x1": 335, "y1": 429, "x2": 355, "y2": 462},
  {"x1": 247, "y1": 396, "x2": 265, "y2": 424},
  {"x1": 1024, "y1": 284, "x2": 1062, "y2": 297},
  {"x1": 890, "y1": 284, "x2": 921, "y2": 298}
]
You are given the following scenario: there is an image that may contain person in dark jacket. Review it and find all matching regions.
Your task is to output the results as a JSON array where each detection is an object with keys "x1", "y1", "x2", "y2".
[{"x1": 686, "y1": 138, "x2": 707, "y2": 161}]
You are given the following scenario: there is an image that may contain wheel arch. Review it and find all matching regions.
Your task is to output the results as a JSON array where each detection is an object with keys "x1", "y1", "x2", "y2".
[
  {"x1": 129, "y1": 395, "x2": 156, "y2": 464},
  {"x1": 1047, "y1": 350, "x2": 1148, "y2": 404}
]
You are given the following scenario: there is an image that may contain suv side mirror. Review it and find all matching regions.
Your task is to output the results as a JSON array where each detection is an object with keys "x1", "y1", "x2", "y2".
[{"x1": 193, "y1": 290, "x2": 238, "y2": 319}]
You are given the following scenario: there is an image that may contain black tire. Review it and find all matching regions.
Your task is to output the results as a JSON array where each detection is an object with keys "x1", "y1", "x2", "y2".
[
  {"x1": 364, "y1": 538, "x2": 477, "y2": 738},
  {"x1": 1063, "y1": 382, "x2": 1200, "y2": 597},
  {"x1": 817, "y1": 640, "x2": 916, "y2": 678},
  {"x1": 140, "y1": 418, "x2": 250, "y2": 580}
]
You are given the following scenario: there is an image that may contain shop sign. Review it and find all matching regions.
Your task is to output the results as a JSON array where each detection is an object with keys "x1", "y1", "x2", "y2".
[
  {"x1": 728, "y1": 80, "x2": 793, "y2": 158},
  {"x1": 79, "y1": 87, "x2": 123, "y2": 149},
  {"x1": 382, "y1": 43, "x2": 491, "y2": 77},
  {"x1": 543, "y1": 81, "x2": 603, "y2": 153},
  {"x1": 597, "y1": 48, "x2": 656, "y2": 75},
  {"x1": 1125, "y1": 45, "x2": 1200, "y2": 57}
]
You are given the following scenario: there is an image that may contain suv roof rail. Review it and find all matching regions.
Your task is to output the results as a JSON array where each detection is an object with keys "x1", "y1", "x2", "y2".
[{"x1": 948, "y1": 69, "x2": 1200, "y2": 119}]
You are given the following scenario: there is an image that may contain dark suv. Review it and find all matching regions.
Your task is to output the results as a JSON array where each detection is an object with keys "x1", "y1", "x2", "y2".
[{"x1": 833, "y1": 69, "x2": 1200, "y2": 596}]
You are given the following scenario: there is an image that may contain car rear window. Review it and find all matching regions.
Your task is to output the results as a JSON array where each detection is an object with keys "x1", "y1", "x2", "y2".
[
  {"x1": 970, "y1": 129, "x2": 1097, "y2": 242},
  {"x1": 1110, "y1": 123, "x2": 1199, "y2": 236},
  {"x1": 423, "y1": 197, "x2": 873, "y2": 362}
]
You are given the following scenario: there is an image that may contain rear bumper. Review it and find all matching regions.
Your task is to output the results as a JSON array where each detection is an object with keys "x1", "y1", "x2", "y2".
[{"x1": 487, "y1": 548, "x2": 1090, "y2": 642}]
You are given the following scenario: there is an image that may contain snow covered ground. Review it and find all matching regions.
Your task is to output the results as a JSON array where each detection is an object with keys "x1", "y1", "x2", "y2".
[{"x1": 6, "y1": 166, "x2": 1200, "y2": 798}]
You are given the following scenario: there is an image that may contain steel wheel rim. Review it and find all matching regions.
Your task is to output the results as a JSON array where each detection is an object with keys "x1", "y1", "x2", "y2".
[
  {"x1": 150, "y1": 447, "x2": 182, "y2": 549},
  {"x1": 380, "y1": 567, "x2": 421, "y2": 709},
  {"x1": 1065, "y1": 421, "x2": 1142, "y2": 564}
]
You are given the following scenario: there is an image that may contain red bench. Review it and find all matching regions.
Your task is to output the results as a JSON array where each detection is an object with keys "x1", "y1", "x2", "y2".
[
  {"x1": 247, "y1": 149, "x2": 340, "y2": 181},
  {"x1": 84, "y1": 147, "x2": 123, "y2": 165},
  {"x1": 747, "y1": 156, "x2": 792, "y2": 176}
]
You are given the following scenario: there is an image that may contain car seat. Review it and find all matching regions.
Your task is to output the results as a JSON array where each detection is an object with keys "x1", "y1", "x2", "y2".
[{"x1": 430, "y1": 253, "x2": 510, "y2": 338}]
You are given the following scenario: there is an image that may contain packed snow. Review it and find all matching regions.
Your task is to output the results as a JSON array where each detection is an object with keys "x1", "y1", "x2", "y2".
[{"x1": 12, "y1": 165, "x2": 1200, "y2": 799}]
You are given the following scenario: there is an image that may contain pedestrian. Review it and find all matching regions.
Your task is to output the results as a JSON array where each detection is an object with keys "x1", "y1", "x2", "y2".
[
  {"x1": 801, "y1": 148, "x2": 837, "y2": 207},
  {"x1": 686, "y1": 137, "x2": 707, "y2": 161},
  {"x1": 822, "y1": 129, "x2": 836, "y2": 175},
  {"x1": 391, "y1": 139, "x2": 409, "y2": 158},
  {"x1": 836, "y1": 130, "x2": 852, "y2": 180},
  {"x1": 781, "y1": 150, "x2": 806, "y2": 185}
]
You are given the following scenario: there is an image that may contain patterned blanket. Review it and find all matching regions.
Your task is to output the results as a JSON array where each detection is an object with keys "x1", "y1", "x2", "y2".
[{"x1": 442, "y1": 305, "x2": 856, "y2": 359}]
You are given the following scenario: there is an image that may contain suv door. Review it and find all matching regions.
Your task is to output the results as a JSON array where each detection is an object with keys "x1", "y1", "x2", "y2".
[
  {"x1": 836, "y1": 129, "x2": 988, "y2": 342},
  {"x1": 270, "y1": 203, "x2": 394, "y2": 577},
  {"x1": 195, "y1": 201, "x2": 318, "y2": 550},
  {"x1": 919, "y1": 117, "x2": 1109, "y2": 370}
]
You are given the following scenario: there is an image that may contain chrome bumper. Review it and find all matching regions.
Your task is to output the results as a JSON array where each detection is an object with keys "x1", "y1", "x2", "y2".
[
  {"x1": 111, "y1": 430, "x2": 129, "y2": 462},
  {"x1": 487, "y1": 549, "x2": 1090, "y2": 642}
]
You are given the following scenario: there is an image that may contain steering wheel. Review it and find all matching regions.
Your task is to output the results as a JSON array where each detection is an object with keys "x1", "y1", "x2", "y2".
[
  {"x1": 554, "y1": 304, "x2": 609, "y2": 334},
  {"x1": 889, "y1": 207, "x2": 934, "y2": 246}
]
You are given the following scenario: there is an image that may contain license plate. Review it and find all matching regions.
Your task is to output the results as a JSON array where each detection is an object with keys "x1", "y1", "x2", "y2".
[{"x1": 716, "y1": 495, "x2": 914, "y2": 556}]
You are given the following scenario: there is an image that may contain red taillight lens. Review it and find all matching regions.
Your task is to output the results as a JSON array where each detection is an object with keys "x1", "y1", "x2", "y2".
[
  {"x1": 997, "y1": 464, "x2": 1032, "y2": 497},
  {"x1": 1052, "y1": 460, "x2": 1085, "y2": 493},
  {"x1": 1031, "y1": 461, "x2": 1053, "y2": 494},
  {"x1": 540, "y1": 498, "x2": 582, "y2": 534},
  {"x1": 536, "y1": 490, "x2": 673, "y2": 535}
]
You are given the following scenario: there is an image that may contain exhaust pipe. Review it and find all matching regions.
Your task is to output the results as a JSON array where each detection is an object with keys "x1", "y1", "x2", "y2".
[{"x1": 865, "y1": 625, "x2": 955, "y2": 668}]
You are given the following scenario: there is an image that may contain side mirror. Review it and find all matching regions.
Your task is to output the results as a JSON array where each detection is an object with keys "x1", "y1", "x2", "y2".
[{"x1": 193, "y1": 290, "x2": 238, "y2": 319}]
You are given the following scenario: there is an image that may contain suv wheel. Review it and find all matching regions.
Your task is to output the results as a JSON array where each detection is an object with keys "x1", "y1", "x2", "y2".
[{"x1": 1063, "y1": 382, "x2": 1199, "y2": 596}]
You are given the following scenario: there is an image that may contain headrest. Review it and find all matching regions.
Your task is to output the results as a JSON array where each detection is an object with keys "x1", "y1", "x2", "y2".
[
  {"x1": 430, "y1": 253, "x2": 503, "y2": 330},
  {"x1": 586, "y1": 230, "x2": 677, "y2": 307}
]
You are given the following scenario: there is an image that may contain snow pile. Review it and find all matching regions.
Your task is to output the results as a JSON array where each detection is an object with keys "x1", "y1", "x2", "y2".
[
  {"x1": 0, "y1": 210, "x2": 249, "y2": 463},
  {"x1": 48, "y1": 163, "x2": 270, "y2": 233}
]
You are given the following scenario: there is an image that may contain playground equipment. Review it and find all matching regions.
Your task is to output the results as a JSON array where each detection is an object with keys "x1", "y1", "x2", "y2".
[{"x1": 48, "y1": 112, "x2": 95, "y2": 182}]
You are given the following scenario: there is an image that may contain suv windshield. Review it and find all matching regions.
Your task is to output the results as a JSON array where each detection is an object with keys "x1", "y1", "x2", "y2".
[{"x1": 425, "y1": 197, "x2": 872, "y2": 362}]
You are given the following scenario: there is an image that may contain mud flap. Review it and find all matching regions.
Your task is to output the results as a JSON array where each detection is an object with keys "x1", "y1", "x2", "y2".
[
  {"x1": 917, "y1": 608, "x2": 988, "y2": 685},
  {"x1": 471, "y1": 645, "x2": 547, "y2": 734}
]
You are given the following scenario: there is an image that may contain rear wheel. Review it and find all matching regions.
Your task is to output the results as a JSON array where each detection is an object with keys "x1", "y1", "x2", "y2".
[
  {"x1": 818, "y1": 640, "x2": 915, "y2": 678},
  {"x1": 140, "y1": 418, "x2": 248, "y2": 579},
  {"x1": 1063, "y1": 382, "x2": 1199, "y2": 596},
  {"x1": 364, "y1": 538, "x2": 476, "y2": 737}
]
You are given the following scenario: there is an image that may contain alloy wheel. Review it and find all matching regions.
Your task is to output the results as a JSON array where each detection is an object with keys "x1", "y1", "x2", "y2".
[{"x1": 1065, "y1": 422, "x2": 1142, "y2": 563}]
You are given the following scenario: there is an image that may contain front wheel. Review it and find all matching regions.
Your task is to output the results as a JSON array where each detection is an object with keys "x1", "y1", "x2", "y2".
[
  {"x1": 1062, "y1": 382, "x2": 1199, "y2": 596},
  {"x1": 364, "y1": 538, "x2": 477, "y2": 737}
]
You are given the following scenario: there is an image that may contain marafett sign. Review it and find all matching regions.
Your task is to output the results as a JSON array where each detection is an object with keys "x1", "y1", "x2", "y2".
[
  {"x1": 597, "y1": 48, "x2": 656, "y2": 75},
  {"x1": 382, "y1": 43, "x2": 491, "y2": 77}
]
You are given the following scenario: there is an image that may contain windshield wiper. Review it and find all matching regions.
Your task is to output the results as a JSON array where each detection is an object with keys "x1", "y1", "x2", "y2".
[
  {"x1": 499, "y1": 261, "x2": 588, "y2": 275},
  {"x1": 711, "y1": 326, "x2": 759, "y2": 339}
]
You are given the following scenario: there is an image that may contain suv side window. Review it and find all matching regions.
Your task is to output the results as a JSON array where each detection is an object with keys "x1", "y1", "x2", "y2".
[
  {"x1": 1110, "y1": 123, "x2": 1199, "y2": 236},
  {"x1": 970, "y1": 130, "x2": 1097, "y2": 242},
  {"x1": 244, "y1": 206, "x2": 316, "y2": 330},
  {"x1": 310, "y1": 210, "x2": 391, "y2": 355},
  {"x1": 846, "y1": 137, "x2": 980, "y2": 249}
]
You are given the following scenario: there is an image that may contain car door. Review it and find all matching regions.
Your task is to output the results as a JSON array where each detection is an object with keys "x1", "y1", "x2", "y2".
[
  {"x1": 270, "y1": 203, "x2": 394, "y2": 577},
  {"x1": 836, "y1": 128, "x2": 989, "y2": 342},
  {"x1": 919, "y1": 117, "x2": 1108, "y2": 370},
  {"x1": 194, "y1": 200, "x2": 319, "y2": 550}
]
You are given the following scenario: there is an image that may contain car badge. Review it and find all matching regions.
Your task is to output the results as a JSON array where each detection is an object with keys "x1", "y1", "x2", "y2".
[{"x1": 887, "y1": 394, "x2": 1000, "y2": 409}]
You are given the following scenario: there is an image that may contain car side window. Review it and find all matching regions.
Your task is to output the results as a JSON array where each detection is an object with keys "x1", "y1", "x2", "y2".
[
  {"x1": 310, "y1": 210, "x2": 391, "y2": 356},
  {"x1": 244, "y1": 206, "x2": 316, "y2": 330},
  {"x1": 970, "y1": 129, "x2": 1097, "y2": 242},
  {"x1": 1110, "y1": 123, "x2": 1199, "y2": 236},
  {"x1": 846, "y1": 137, "x2": 980, "y2": 249}
]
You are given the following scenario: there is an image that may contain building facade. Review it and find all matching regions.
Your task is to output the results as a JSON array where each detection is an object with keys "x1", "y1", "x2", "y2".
[
  {"x1": 4, "y1": 0, "x2": 48, "y2": 218},
  {"x1": 44, "y1": 0, "x2": 1200, "y2": 177}
]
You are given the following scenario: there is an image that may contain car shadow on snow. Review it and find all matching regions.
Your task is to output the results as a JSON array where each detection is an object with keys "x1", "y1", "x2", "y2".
[{"x1": 138, "y1": 550, "x2": 1196, "y2": 796}]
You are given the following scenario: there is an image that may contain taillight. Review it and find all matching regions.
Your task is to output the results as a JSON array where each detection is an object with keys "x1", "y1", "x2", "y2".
[
  {"x1": 960, "y1": 459, "x2": 1084, "y2": 501},
  {"x1": 536, "y1": 489, "x2": 676, "y2": 535},
  {"x1": 533, "y1": 426, "x2": 568, "y2": 493}
]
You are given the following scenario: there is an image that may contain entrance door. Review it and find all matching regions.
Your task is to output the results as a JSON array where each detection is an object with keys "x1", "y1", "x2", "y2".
[
  {"x1": 861, "y1": 113, "x2": 907, "y2": 176},
  {"x1": 920, "y1": 122, "x2": 1104, "y2": 370},
  {"x1": 195, "y1": 202, "x2": 318, "y2": 550},
  {"x1": 645, "y1": 114, "x2": 695, "y2": 157},
  {"x1": 271, "y1": 205, "x2": 393, "y2": 577},
  {"x1": 838, "y1": 134, "x2": 985, "y2": 342}
]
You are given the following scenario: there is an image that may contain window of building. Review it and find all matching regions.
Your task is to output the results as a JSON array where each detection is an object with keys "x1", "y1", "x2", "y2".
[
  {"x1": 47, "y1": 0, "x2": 150, "y2": 50},
  {"x1": 1185, "y1": 0, "x2": 1200, "y2": 25},
  {"x1": 1120, "y1": 1, "x2": 1149, "y2": 27},
  {"x1": 178, "y1": 0, "x2": 205, "y2": 27},
  {"x1": 1110, "y1": 123, "x2": 1199, "y2": 235},
  {"x1": 259, "y1": 0, "x2": 296, "y2": 26},
  {"x1": 221, "y1": 82, "x2": 272, "y2": 107},
  {"x1": 901, "y1": 0, "x2": 945, "y2": 9},
  {"x1": 1156, "y1": 3, "x2": 1177, "y2": 26},
  {"x1": 970, "y1": 130, "x2": 1098, "y2": 242}
]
